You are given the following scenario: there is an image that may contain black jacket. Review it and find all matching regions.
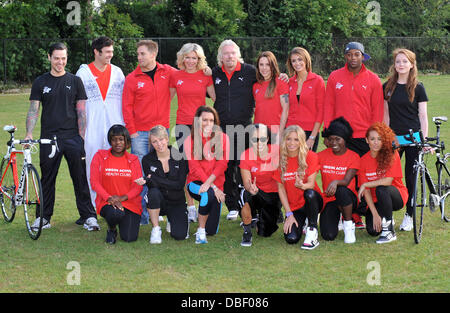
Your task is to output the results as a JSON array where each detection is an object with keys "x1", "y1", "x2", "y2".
[
  {"x1": 212, "y1": 63, "x2": 256, "y2": 127},
  {"x1": 141, "y1": 146, "x2": 188, "y2": 203}
]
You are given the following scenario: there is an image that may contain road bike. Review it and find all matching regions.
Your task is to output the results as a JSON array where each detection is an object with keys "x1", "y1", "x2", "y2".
[
  {"x1": 393, "y1": 116, "x2": 449, "y2": 244},
  {"x1": 0, "y1": 125, "x2": 57, "y2": 240}
]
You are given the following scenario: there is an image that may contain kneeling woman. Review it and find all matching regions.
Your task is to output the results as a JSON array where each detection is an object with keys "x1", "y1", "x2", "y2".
[
  {"x1": 358, "y1": 122, "x2": 408, "y2": 244},
  {"x1": 135, "y1": 125, "x2": 189, "y2": 244},
  {"x1": 90, "y1": 125, "x2": 143, "y2": 244},
  {"x1": 273, "y1": 125, "x2": 323, "y2": 250},
  {"x1": 183, "y1": 106, "x2": 229, "y2": 244},
  {"x1": 239, "y1": 123, "x2": 281, "y2": 246},
  {"x1": 318, "y1": 117, "x2": 360, "y2": 243}
]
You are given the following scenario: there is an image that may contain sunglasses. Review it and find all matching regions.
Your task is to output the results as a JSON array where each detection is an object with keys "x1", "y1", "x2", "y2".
[{"x1": 251, "y1": 137, "x2": 268, "y2": 143}]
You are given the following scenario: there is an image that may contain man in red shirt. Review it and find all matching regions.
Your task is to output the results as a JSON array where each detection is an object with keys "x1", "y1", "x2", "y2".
[{"x1": 122, "y1": 40, "x2": 176, "y2": 224}]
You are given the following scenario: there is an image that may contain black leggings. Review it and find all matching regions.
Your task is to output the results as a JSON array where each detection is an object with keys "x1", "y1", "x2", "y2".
[
  {"x1": 365, "y1": 185, "x2": 404, "y2": 236},
  {"x1": 399, "y1": 146, "x2": 420, "y2": 216},
  {"x1": 241, "y1": 189, "x2": 282, "y2": 237},
  {"x1": 284, "y1": 189, "x2": 323, "y2": 244},
  {"x1": 99, "y1": 205, "x2": 140, "y2": 242},
  {"x1": 320, "y1": 186, "x2": 357, "y2": 241},
  {"x1": 147, "y1": 187, "x2": 188, "y2": 241}
]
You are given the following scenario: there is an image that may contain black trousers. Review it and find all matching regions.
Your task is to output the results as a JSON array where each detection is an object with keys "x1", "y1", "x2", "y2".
[
  {"x1": 242, "y1": 189, "x2": 282, "y2": 237},
  {"x1": 320, "y1": 186, "x2": 357, "y2": 241},
  {"x1": 365, "y1": 185, "x2": 404, "y2": 236},
  {"x1": 399, "y1": 146, "x2": 420, "y2": 216},
  {"x1": 284, "y1": 189, "x2": 323, "y2": 244},
  {"x1": 147, "y1": 187, "x2": 188, "y2": 241},
  {"x1": 39, "y1": 135, "x2": 96, "y2": 221},
  {"x1": 100, "y1": 205, "x2": 140, "y2": 242}
]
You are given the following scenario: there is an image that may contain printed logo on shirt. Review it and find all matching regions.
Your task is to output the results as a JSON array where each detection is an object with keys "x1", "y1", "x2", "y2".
[
  {"x1": 322, "y1": 165, "x2": 348, "y2": 176},
  {"x1": 43, "y1": 86, "x2": 52, "y2": 94},
  {"x1": 215, "y1": 78, "x2": 221, "y2": 85},
  {"x1": 238, "y1": 77, "x2": 244, "y2": 82},
  {"x1": 104, "y1": 168, "x2": 132, "y2": 177},
  {"x1": 160, "y1": 75, "x2": 167, "y2": 80},
  {"x1": 308, "y1": 86, "x2": 313, "y2": 89},
  {"x1": 362, "y1": 85, "x2": 367, "y2": 90},
  {"x1": 177, "y1": 80, "x2": 184, "y2": 86},
  {"x1": 93, "y1": 76, "x2": 98, "y2": 80},
  {"x1": 251, "y1": 166, "x2": 259, "y2": 173},
  {"x1": 198, "y1": 79, "x2": 203, "y2": 84},
  {"x1": 137, "y1": 82, "x2": 145, "y2": 89},
  {"x1": 150, "y1": 166, "x2": 157, "y2": 172},
  {"x1": 254, "y1": 89, "x2": 259, "y2": 95},
  {"x1": 66, "y1": 85, "x2": 71, "y2": 91},
  {"x1": 336, "y1": 82, "x2": 344, "y2": 90}
]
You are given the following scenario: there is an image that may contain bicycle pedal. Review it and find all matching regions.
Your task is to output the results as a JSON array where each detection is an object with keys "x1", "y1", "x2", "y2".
[{"x1": 429, "y1": 193, "x2": 440, "y2": 212}]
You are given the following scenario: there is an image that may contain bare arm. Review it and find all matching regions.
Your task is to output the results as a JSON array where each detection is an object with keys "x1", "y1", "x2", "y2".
[
  {"x1": 383, "y1": 99, "x2": 390, "y2": 126},
  {"x1": 76, "y1": 99, "x2": 87, "y2": 139},
  {"x1": 279, "y1": 93, "x2": 289, "y2": 135},
  {"x1": 25, "y1": 100, "x2": 41, "y2": 139}
]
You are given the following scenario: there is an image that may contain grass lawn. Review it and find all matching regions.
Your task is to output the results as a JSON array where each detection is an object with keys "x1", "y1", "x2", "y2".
[{"x1": 0, "y1": 75, "x2": 448, "y2": 294}]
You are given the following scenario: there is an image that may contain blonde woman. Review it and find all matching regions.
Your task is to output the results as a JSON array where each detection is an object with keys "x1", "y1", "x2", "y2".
[
  {"x1": 170, "y1": 43, "x2": 216, "y2": 222},
  {"x1": 383, "y1": 48, "x2": 428, "y2": 232},
  {"x1": 273, "y1": 125, "x2": 323, "y2": 250}
]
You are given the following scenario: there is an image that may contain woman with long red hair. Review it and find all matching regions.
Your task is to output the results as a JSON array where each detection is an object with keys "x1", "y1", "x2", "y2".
[{"x1": 358, "y1": 122, "x2": 408, "y2": 244}]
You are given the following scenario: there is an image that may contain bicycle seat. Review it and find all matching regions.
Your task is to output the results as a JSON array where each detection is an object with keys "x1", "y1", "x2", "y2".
[
  {"x1": 3, "y1": 125, "x2": 16, "y2": 133},
  {"x1": 433, "y1": 116, "x2": 448, "y2": 123}
]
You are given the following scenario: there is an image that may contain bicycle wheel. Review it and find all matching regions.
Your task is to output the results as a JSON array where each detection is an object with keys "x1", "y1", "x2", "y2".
[
  {"x1": 437, "y1": 156, "x2": 450, "y2": 222},
  {"x1": 412, "y1": 167, "x2": 426, "y2": 243},
  {"x1": 24, "y1": 165, "x2": 43, "y2": 240},
  {"x1": 0, "y1": 157, "x2": 16, "y2": 222}
]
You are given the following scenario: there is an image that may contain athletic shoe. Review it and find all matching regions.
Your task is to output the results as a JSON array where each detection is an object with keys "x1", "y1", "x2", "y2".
[
  {"x1": 343, "y1": 220, "x2": 356, "y2": 244},
  {"x1": 166, "y1": 221, "x2": 171, "y2": 233},
  {"x1": 187, "y1": 205, "x2": 198, "y2": 223},
  {"x1": 376, "y1": 219, "x2": 397, "y2": 244},
  {"x1": 75, "y1": 217, "x2": 85, "y2": 225},
  {"x1": 353, "y1": 213, "x2": 366, "y2": 229},
  {"x1": 226, "y1": 210, "x2": 239, "y2": 221},
  {"x1": 83, "y1": 217, "x2": 100, "y2": 231},
  {"x1": 195, "y1": 228, "x2": 208, "y2": 244},
  {"x1": 105, "y1": 229, "x2": 117, "y2": 244},
  {"x1": 301, "y1": 227, "x2": 320, "y2": 250},
  {"x1": 158, "y1": 216, "x2": 164, "y2": 222},
  {"x1": 241, "y1": 225, "x2": 252, "y2": 247},
  {"x1": 399, "y1": 213, "x2": 413, "y2": 231},
  {"x1": 150, "y1": 226, "x2": 162, "y2": 244},
  {"x1": 31, "y1": 217, "x2": 51, "y2": 231},
  {"x1": 338, "y1": 215, "x2": 344, "y2": 231}
]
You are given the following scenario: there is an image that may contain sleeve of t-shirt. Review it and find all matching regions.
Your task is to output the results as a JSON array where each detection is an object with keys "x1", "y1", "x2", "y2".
[
  {"x1": 272, "y1": 168, "x2": 282, "y2": 184},
  {"x1": 349, "y1": 151, "x2": 361, "y2": 170},
  {"x1": 305, "y1": 151, "x2": 320, "y2": 178},
  {"x1": 239, "y1": 150, "x2": 250, "y2": 170},
  {"x1": 29, "y1": 76, "x2": 43, "y2": 101},
  {"x1": 415, "y1": 82, "x2": 428, "y2": 103},
  {"x1": 277, "y1": 78, "x2": 289, "y2": 95},
  {"x1": 169, "y1": 71, "x2": 177, "y2": 88},
  {"x1": 358, "y1": 159, "x2": 368, "y2": 185},
  {"x1": 74, "y1": 76, "x2": 88, "y2": 101}
]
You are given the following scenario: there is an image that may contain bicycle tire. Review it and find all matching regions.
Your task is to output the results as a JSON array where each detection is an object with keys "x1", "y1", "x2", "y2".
[
  {"x1": 412, "y1": 167, "x2": 426, "y2": 244},
  {"x1": 437, "y1": 156, "x2": 450, "y2": 222},
  {"x1": 0, "y1": 157, "x2": 16, "y2": 222},
  {"x1": 24, "y1": 165, "x2": 43, "y2": 240}
]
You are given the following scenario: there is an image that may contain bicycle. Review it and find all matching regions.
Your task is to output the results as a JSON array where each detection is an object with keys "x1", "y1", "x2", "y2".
[
  {"x1": 393, "y1": 116, "x2": 449, "y2": 244},
  {"x1": 0, "y1": 125, "x2": 58, "y2": 240}
]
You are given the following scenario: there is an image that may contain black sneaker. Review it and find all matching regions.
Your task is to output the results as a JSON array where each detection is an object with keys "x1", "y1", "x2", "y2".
[
  {"x1": 106, "y1": 229, "x2": 117, "y2": 245},
  {"x1": 75, "y1": 217, "x2": 85, "y2": 225},
  {"x1": 241, "y1": 225, "x2": 252, "y2": 247},
  {"x1": 376, "y1": 219, "x2": 397, "y2": 244}
]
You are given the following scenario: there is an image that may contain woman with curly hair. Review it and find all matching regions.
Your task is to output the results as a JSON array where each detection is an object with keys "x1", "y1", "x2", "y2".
[
  {"x1": 383, "y1": 48, "x2": 429, "y2": 232},
  {"x1": 358, "y1": 122, "x2": 408, "y2": 244},
  {"x1": 273, "y1": 125, "x2": 322, "y2": 250}
]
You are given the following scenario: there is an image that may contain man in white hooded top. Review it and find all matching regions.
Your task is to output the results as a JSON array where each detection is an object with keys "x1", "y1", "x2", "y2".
[{"x1": 76, "y1": 36, "x2": 125, "y2": 222}]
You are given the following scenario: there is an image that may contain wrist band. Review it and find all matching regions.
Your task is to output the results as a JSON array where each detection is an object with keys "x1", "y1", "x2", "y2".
[{"x1": 286, "y1": 211, "x2": 293, "y2": 218}]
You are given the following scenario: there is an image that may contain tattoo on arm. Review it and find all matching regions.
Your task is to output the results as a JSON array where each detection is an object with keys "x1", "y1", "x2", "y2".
[
  {"x1": 26, "y1": 100, "x2": 40, "y2": 135},
  {"x1": 76, "y1": 100, "x2": 87, "y2": 139},
  {"x1": 281, "y1": 93, "x2": 289, "y2": 105}
]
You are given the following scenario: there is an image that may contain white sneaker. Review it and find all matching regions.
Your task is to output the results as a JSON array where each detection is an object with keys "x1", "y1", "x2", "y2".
[
  {"x1": 83, "y1": 217, "x2": 100, "y2": 231},
  {"x1": 158, "y1": 216, "x2": 164, "y2": 222},
  {"x1": 187, "y1": 205, "x2": 198, "y2": 223},
  {"x1": 150, "y1": 226, "x2": 162, "y2": 244},
  {"x1": 301, "y1": 227, "x2": 319, "y2": 250},
  {"x1": 399, "y1": 213, "x2": 413, "y2": 231},
  {"x1": 31, "y1": 217, "x2": 51, "y2": 231},
  {"x1": 195, "y1": 227, "x2": 208, "y2": 244},
  {"x1": 166, "y1": 221, "x2": 171, "y2": 233},
  {"x1": 226, "y1": 210, "x2": 239, "y2": 220},
  {"x1": 343, "y1": 220, "x2": 356, "y2": 244},
  {"x1": 376, "y1": 218, "x2": 397, "y2": 244}
]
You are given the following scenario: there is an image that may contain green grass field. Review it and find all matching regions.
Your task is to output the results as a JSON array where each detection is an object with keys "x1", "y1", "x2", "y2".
[{"x1": 0, "y1": 75, "x2": 449, "y2": 293}]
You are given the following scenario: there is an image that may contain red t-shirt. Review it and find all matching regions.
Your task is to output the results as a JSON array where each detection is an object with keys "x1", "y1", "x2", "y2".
[
  {"x1": 170, "y1": 70, "x2": 213, "y2": 125},
  {"x1": 318, "y1": 148, "x2": 360, "y2": 205},
  {"x1": 273, "y1": 150, "x2": 321, "y2": 211},
  {"x1": 88, "y1": 63, "x2": 111, "y2": 101},
  {"x1": 253, "y1": 78, "x2": 289, "y2": 132},
  {"x1": 359, "y1": 151, "x2": 408, "y2": 205},
  {"x1": 239, "y1": 144, "x2": 280, "y2": 193}
]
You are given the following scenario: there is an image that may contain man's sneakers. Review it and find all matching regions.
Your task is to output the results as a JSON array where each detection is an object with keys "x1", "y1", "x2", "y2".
[
  {"x1": 399, "y1": 213, "x2": 413, "y2": 231},
  {"x1": 241, "y1": 224, "x2": 252, "y2": 247},
  {"x1": 342, "y1": 220, "x2": 356, "y2": 244},
  {"x1": 352, "y1": 213, "x2": 366, "y2": 229},
  {"x1": 106, "y1": 229, "x2": 117, "y2": 244},
  {"x1": 31, "y1": 217, "x2": 51, "y2": 231},
  {"x1": 376, "y1": 218, "x2": 397, "y2": 244},
  {"x1": 226, "y1": 210, "x2": 239, "y2": 221},
  {"x1": 150, "y1": 226, "x2": 162, "y2": 244},
  {"x1": 187, "y1": 205, "x2": 198, "y2": 223},
  {"x1": 83, "y1": 217, "x2": 100, "y2": 231},
  {"x1": 301, "y1": 226, "x2": 320, "y2": 250},
  {"x1": 195, "y1": 228, "x2": 208, "y2": 244}
]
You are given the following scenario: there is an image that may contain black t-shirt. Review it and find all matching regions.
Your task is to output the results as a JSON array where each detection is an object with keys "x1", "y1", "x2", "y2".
[
  {"x1": 143, "y1": 67, "x2": 157, "y2": 81},
  {"x1": 383, "y1": 82, "x2": 428, "y2": 135},
  {"x1": 29, "y1": 72, "x2": 87, "y2": 139}
]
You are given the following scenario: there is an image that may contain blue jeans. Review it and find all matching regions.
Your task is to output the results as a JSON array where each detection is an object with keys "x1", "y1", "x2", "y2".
[{"x1": 131, "y1": 131, "x2": 150, "y2": 224}]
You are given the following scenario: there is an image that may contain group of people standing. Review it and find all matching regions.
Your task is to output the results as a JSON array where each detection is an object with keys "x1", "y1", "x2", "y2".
[{"x1": 26, "y1": 37, "x2": 428, "y2": 250}]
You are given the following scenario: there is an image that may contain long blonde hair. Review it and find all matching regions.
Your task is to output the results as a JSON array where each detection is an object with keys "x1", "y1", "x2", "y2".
[
  {"x1": 279, "y1": 125, "x2": 308, "y2": 182},
  {"x1": 176, "y1": 43, "x2": 208, "y2": 71},
  {"x1": 384, "y1": 48, "x2": 418, "y2": 103}
]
